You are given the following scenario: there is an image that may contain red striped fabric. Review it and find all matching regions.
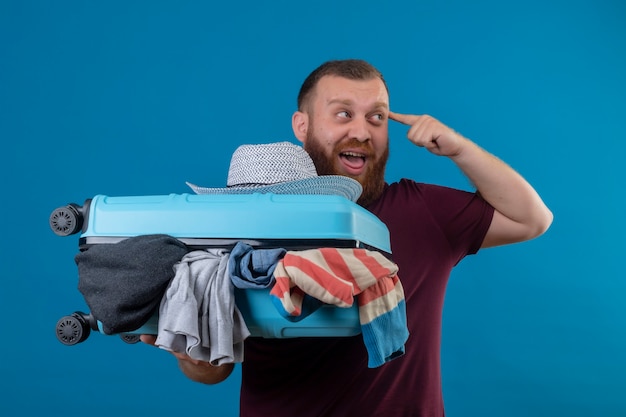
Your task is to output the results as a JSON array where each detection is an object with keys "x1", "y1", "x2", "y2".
[{"x1": 270, "y1": 248, "x2": 402, "y2": 322}]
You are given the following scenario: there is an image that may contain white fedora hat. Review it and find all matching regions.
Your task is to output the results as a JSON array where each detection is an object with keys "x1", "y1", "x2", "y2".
[{"x1": 186, "y1": 141, "x2": 362, "y2": 202}]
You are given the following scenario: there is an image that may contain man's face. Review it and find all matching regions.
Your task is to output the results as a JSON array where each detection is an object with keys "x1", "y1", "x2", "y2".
[{"x1": 295, "y1": 76, "x2": 390, "y2": 207}]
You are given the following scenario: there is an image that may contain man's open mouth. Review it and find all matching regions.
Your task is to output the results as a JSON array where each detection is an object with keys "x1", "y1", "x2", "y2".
[{"x1": 340, "y1": 151, "x2": 367, "y2": 172}]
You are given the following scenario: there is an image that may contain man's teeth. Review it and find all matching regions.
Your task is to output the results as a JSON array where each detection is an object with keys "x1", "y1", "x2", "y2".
[{"x1": 342, "y1": 152, "x2": 364, "y2": 158}]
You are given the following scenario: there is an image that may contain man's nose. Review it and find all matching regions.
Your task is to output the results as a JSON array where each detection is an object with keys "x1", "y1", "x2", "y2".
[{"x1": 348, "y1": 118, "x2": 371, "y2": 142}]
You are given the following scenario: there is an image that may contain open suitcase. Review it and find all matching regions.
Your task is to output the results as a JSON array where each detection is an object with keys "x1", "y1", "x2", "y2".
[{"x1": 50, "y1": 192, "x2": 392, "y2": 346}]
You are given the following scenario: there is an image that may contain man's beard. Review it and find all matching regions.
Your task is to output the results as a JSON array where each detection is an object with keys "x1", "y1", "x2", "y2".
[{"x1": 304, "y1": 133, "x2": 389, "y2": 208}]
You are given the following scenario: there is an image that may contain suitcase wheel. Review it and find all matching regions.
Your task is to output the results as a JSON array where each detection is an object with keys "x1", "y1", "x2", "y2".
[
  {"x1": 55, "y1": 312, "x2": 92, "y2": 345},
  {"x1": 119, "y1": 334, "x2": 141, "y2": 344},
  {"x1": 49, "y1": 203, "x2": 84, "y2": 236}
]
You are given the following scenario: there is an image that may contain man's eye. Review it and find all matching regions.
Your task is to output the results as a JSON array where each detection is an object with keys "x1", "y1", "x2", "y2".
[
  {"x1": 337, "y1": 111, "x2": 350, "y2": 118},
  {"x1": 370, "y1": 114, "x2": 384, "y2": 122}
]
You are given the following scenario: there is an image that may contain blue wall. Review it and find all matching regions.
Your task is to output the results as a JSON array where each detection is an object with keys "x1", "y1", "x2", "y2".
[{"x1": 2, "y1": 1, "x2": 624, "y2": 416}]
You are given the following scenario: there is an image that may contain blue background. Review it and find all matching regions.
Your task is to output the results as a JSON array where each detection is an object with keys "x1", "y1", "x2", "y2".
[{"x1": 1, "y1": 1, "x2": 624, "y2": 416}]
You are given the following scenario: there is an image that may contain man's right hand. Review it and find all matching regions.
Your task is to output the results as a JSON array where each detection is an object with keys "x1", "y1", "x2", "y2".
[{"x1": 140, "y1": 334, "x2": 235, "y2": 384}]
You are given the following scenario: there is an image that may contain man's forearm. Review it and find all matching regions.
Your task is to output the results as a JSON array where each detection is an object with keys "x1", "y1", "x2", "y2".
[{"x1": 451, "y1": 138, "x2": 553, "y2": 240}]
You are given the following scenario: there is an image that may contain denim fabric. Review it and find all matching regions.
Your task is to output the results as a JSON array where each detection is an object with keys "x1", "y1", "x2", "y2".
[{"x1": 228, "y1": 241, "x2": 286, "y2": 289}]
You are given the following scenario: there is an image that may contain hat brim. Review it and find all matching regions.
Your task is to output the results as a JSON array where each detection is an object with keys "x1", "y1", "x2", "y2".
[{"x1": 186, "y1": 176, "x2": 362, "y2": 202}]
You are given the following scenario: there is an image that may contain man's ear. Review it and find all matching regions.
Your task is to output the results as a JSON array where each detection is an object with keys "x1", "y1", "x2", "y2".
[{"x1": 292, "y1": 111, "x2": 308, "y2": 143}]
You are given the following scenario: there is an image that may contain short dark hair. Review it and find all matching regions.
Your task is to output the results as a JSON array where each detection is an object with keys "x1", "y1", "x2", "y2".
[{"x1": 297, "y1": 59, "x2": 388, "y2": 111}]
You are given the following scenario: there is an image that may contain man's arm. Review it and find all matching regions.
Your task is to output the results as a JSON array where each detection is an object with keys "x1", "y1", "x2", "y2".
[
  {"x1": 140, "y1": 335, "x2": 234, "y2": 384},
  {"x1": 389, "y1": 112, "x2": 553, "y2": 248}
]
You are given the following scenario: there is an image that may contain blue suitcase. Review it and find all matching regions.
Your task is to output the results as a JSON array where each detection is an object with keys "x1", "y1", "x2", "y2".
[{"x1": 50, "y1": 192, "x2": 392, "y2": 345}]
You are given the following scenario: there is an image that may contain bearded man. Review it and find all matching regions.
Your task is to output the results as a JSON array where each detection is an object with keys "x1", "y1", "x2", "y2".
[{"x1": 144, "y1": 59, "x2": 553, "y2": 417}]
